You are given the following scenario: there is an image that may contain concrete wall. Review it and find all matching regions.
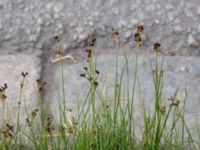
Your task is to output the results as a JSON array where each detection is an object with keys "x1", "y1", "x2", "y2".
[{"x1": 0, "y1": 0, "x2": 200, "y2": 56}]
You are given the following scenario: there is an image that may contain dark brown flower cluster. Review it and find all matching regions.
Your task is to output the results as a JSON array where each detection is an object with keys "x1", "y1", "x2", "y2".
[
  {"x1": 25, "y1": 118, "x2": 31, "y2": 127},
  {"x1": 168, "y1": 97, "x2": 180, "y2": 107},
  {"x1": 21, "y1": 72, "x2": 28, "y2": 78},
  {"x1": 80, "y1": 66, "x2": 100, "y2": 87},
  {"x1": 111, "y1": 27, "x2": 119, "y2": 38},
  {"x1": 81, "y1": 37, "x2": 100, "y2": 87},
  {"x1": 137, "y1": 25, "x2": 144, "y2": 33},
  {"x1": 53, "y1": 35, "x2": 63, "y2": 57},
  {"x1": 20, "y1": 72, "x2": 28, "y2": 89},
  {"x1": 0, "y1": 83, "x2": 7, "y2": 102},
  {"x1": 53, "y1": 36, "x2": 60, "y2": 42},
  {"x1": 88, "y1": 37, "x2": 96, "y2": 47},
  {"x1": 45, "y1": 115, "x2": 54, "y2": 134},
  {"x1": 26, "y1": 108, "x2": 39, "y2": 126},
  {"x1": 32, "y1": 108, "x2": 39, "y2": 118},
  {"x1": 154, "y1": 42, "x2": 161, "y2": 53},
  {"x1": 85, "y1": 48, "x2": 92, "y2": 59},
  {"x1": 134, "y1": 25, "x2": 144, "y2": 43},
  {"x1": 36, "y1": 79, "x2": 46, "y2": 93},
  {"x1": 2, "y1": 123, "x2": 13, "y2": 139},
  {"x1": 160, "y1": 106, "x2": 166, "y2": 115}
]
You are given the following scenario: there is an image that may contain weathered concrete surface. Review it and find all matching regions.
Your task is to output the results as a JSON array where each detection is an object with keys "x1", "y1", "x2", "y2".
[
  {"x1": 48, "y1": 53, "x2": 200, "y2": 142},
  {"x1": 0, "y1": 54, "x2": 41, "y2": 127},
  {"x1": 0, "y1": 0, "x2": 200, "y2": 56}
]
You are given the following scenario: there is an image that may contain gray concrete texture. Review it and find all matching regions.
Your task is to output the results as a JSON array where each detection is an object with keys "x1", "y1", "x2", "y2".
[{"x1": 0, "y1": 0, "x2": 199, "y2": 56}]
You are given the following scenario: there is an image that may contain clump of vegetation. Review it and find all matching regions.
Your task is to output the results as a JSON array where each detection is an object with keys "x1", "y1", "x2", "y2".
[{"x1": 0, "y1": 25, "x2": 199, "y2": 150}]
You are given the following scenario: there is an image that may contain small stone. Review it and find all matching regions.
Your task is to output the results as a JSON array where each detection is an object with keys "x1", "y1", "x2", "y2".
[
  {"x1": 168, "y1": 12, "x2": 174, "y2": 21},
  {"x1": 173, "y1": 24, "x2": 182, "y2": 33},
  {"x1": 76, "y1": 27, "x2": 84, "y2": 34},
  {"x1": 0, "y1": 22, "x2": 2, "y2": 30},
  {"x1": 197, "y1": 6, "x2": 200, "y2": 14},
  {"x1": 78, "y1": 33, "x2": 88, "y2": 41},
  {"x1": 112, "y1": 8, "x2": 120, "y2": 15},
  {"x1": 180, "y1": 66, "x2": 189, "y2": 72},
  {"x1": 46, "y1": 3, "x2": 53, "y2": 10},
  {"x1": 4, "y1": 34, "x2": 12, "y2": 41},
  {"x1": 185, "y1": 2, "x2": 196, "y2": 9},
  {"x1": 166, "y1": 4, "x2": 174, "y2": 11},
  {"x1": 129, "y1": 18, "x2": 138, "y2": 28},
  {"x1": 53, "y1": 3, "x2": 64, "y2": 13},
  {"x1": 185, "y1": 10, "x2": 193, "y2": 17},
  {"x1": 29, "y1": 35, "x2": 38, "y2": 42},
  {"x1": 0, "y1": 2, "x2": 4, "y2": 10},
  {"x1": 72, "y1": 34, "x2": 78, "y2": 41},
  {"x1": 146, "y1": 4, "x2": 155, "y2": 12},
  {"x1": 198, "y1": 24, "x2": 200, "y2": 32},
  {"x1": 155, "y1": 19, "x2": 160, "y2": 24},
  {"x1": 69, "y1": 21, "x2": 77, "y2": 28},
  {"x1": 117, "y1": 20, "x2": 126, "y2": 28},
  {"x1": 29, "y1": 5, "x2": 35, "y2": 10},
  {"x1": 37, "y1": 18, "x2": 43, "y2": 25},
  {"x1": 88, "y1": 21, "x2": 94, "y2": 26},
  {"x1": 137, "y1": 11, "x2": 144, "y2": 20},
  {"x1": 124, "y1": 30, "x2": 132, "y2": 39},
  {"x1": 36, "y1": 43, "x2": 43, "y2": 49},
  {"x1": 54, "y1": 14, "x2": 61, "y2": 19},
  {"x1": 174, "y1": 19, "x2": 181, "y2": 24},
  {"x1": 36, "y1": 27, "x2": 41, "y2": 34},
  {"x1": 56, "y1": 23, "x2": 64, "y2": 31},
  {"x1": 62, "y1": 44, "x2": 69, "y2": 50},
  {"x1": 188, "y1": 34, "x2": 199, "y2": 48}
]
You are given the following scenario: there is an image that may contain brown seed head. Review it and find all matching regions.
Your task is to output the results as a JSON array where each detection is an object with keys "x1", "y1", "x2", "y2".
[
  {"x1": 21, "y1": 72, "x2": 28, "y2": 78},
  {"x1": 112, "y1": 28, "x2": 119, "y2": 38},
  {"x1": 137, "y1": 25, "x2": 144, "y2": 33},
  {"x1": 160, "y1": 106, "x2": 166, "y2": 114},
  {"x1": 134, "y1": 33, "x2": 142, "y2": 43},
  {"x1": 4, "y1": 83, "x2": 7, "y2": 89},
  {"x1": 93, "y1": 81, "x2": 98, "y2": 86},
  {"x1": 88, "y1": 37, "x2": 96, "y2": 47},
  {"x1": 53, "y1": 36, "x2": 60, "y2": 42},
  {"x1": 85, "y1": 48, "x2": 92, "y2": 53},
  {"x1": 83, "y1": 67, "x2": 88, "y2": 71},
  {"x1": 80, "y1": 74, "x2": 86, "y2": 77},
  {"x1": 154, "y1": 42, "x2": 161, "y2": 52},
  {"x1": 95, "y1": 70, "x2": 100, "y2": 74}
]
